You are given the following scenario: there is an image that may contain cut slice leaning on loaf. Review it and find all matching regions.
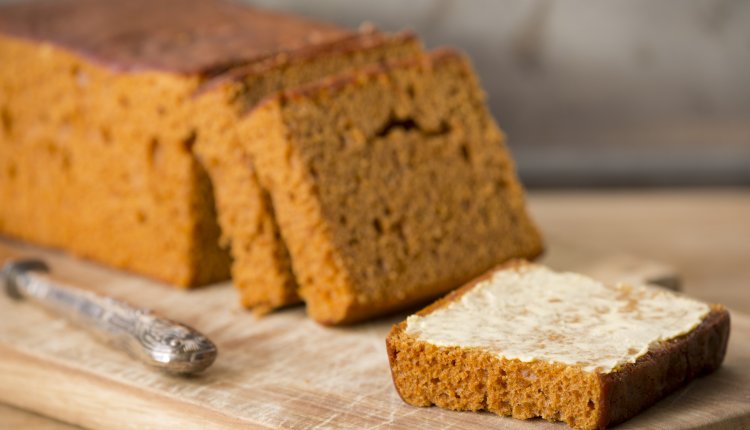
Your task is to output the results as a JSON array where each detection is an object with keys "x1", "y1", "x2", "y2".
[
  {"x1": 243, "y1": 50, "x2": 543, "y2": 324},
  {"x1": 386, "y1": 260, "x2": 730, "y2": 430},
  {"x1": 194, "y1": 31, "x2": 421, "y2": 314}
]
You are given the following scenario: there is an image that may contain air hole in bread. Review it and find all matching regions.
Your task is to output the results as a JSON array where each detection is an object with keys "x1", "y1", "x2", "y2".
[
  {"x1": 1, "y1": 106, "x2": 12, "y2": 135},
  {"x1": 374, "y1": 117, "x2": 418, "y2": 138},
  {"x1": 148, "y1": 137, "x2": 161, "y2": 165},
  {"x1": 373, "y1": 218, "x2": 383, "y2": 234},
  {"x1": 181, "y1": 131, "x2": 196, "y2": 153},
  {"x1": 459, "y1": 144, "x2": 471, "y2": 162}
]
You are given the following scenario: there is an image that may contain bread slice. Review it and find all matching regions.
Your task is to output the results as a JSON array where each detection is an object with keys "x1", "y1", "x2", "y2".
[
  {"x1": 386, "y1": 261, "x2": 730, "y2": 430},
  {"x1": 193, "y1": 31, "x2": 422, "y2": 314},
  {"x1": 243, "y1": 50, "x2": 543, "y2": 324}
]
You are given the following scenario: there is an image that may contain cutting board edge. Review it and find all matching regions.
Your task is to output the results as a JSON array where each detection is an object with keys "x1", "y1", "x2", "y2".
[{"x1": 0, "y1": 344, "x2": 269, "y2": 430}]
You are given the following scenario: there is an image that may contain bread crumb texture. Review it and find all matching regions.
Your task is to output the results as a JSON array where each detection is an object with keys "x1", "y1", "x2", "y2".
[{"x1": 247, "y1": 52, "x2": 543, "y2": 324}]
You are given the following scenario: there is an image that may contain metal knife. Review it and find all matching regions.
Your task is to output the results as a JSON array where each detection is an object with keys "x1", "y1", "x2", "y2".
[{"x1": 1, "y1": 258, "x2": 217, "y2": 375}]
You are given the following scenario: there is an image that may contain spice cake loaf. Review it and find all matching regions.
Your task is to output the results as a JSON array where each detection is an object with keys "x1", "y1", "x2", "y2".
[
  {"x1": 244, "y1": 51, "x2": 543, "y2": 324},
  {"x1": 386, "y1": 261, "x2": 730, "y2": 430},
  {"x1": 0, "y1": 0, "x2": 419, "y2": 289},
  {"x1": 193, "y1": 32, "x2": 421, "y2": 312}
]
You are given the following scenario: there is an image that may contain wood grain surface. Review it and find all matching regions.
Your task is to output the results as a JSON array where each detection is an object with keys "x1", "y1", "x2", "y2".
[{"x1": 0, "y1": 190, "x2": 748, "y2": 430}]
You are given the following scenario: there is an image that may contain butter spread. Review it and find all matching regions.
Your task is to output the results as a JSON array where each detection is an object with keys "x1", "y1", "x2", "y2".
[{"x1": 405, "y1": 264, "x2": 710, "y2": 373}]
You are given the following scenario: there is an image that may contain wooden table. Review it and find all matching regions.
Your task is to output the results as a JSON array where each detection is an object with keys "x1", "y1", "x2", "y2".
[{"x1": 1, "y1": 189, "x2": 748, "y2": 429}]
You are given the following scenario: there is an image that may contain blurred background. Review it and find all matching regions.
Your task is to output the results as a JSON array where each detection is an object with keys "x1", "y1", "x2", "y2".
[{"x1": 248, "y1": 0, "x2": 750, "y2": 188}]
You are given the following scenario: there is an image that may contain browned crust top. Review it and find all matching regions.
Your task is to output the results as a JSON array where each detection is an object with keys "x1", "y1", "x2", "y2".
[
  {"x1": 0, "y1": 0, "x2": 359, "y2": 75},
  {"x1": 197, "y1": 30, "x2": 418, "y2": 93},
  {"x1": 248, "y1": 47, "x2": 467, "y2": 116}
]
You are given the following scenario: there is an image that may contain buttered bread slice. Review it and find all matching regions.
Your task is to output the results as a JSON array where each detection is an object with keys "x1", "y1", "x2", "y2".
[{"x1": 386, "y1": 261, "x2": 730, "y2": 430}]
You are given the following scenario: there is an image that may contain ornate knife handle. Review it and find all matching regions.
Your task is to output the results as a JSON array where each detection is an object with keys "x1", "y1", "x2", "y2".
[{"x1": 2, "y1": 259, "x2": 217, "y2": 374}]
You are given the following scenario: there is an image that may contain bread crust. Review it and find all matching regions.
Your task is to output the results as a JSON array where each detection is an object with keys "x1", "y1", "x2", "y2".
[
  {"x1": 0, "y1": 0, "x2": 354, "y2": 75},
  {"x1": 251, "y1": 48, "x2": 469, "y2": 115},
  {"x1": 197, "y1": 30, "x2": 419, "y2": 95},
  {"x1": 386, "y1": 260, "x2": 731, "y2": 429},
  {"x1": 597, "y1": 304, "x2": 729, "y2": 428}
]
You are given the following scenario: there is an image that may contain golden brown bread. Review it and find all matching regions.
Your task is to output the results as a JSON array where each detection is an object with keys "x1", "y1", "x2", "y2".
[
  {"x1": 0, "y1": 34, "x2": 229, "y2": 286},
  {"x1": 386, "y1": 260, "x2": 731, "y2": 429}
]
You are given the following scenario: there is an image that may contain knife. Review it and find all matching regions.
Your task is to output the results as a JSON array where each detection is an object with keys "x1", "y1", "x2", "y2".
[{"x1": 1, "y1": 257, "x2": 217, "y2": 375}]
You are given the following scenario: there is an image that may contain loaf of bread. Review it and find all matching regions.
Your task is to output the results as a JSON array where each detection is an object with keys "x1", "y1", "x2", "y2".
[
  {"x1": 244, "y1": 51, "x2": 543, "y2": 324},
  {"x1": 0, "y1": 0, "x2": 418, "y2": 290},
  {"x1": 386, "y1": 261, "x2": 730, "y2": 430},
  {"x1": 1, "y1": 0, "x2": 544, "y2": 323},
  {"x1": 194, "y1": 32, "x2": 421, "y2": 313}
]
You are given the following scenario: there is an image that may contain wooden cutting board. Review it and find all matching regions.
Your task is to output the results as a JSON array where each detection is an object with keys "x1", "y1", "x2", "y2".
[{"x1": 0, "y1": 237, "x2": 748, "y2": 430}]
